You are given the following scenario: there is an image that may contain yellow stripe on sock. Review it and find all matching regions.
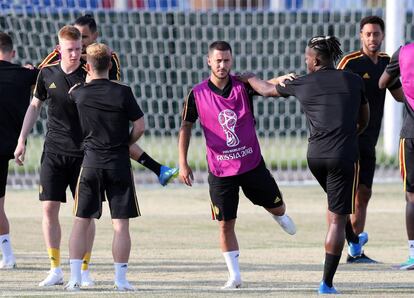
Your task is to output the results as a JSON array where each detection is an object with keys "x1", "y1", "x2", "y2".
[
  {"x1": 47, "y1": 248, "x2": 60, "y2": 268},
  {"x1": 82, "y1": 252, "x2": 91, "y2": 271}
]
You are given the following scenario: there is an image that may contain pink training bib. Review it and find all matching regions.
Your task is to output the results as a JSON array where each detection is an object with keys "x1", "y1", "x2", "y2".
[{"x1": 193, "y1": 75, "x2": 262, "y2": 177}]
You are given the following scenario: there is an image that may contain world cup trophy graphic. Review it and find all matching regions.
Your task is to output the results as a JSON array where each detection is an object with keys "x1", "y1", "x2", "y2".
[{"x1": 218, "y1": 109, "x2": 240, "y2": 147}]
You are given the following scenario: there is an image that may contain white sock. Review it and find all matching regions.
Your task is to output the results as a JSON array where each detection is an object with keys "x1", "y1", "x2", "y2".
[
  {"x1": 409, "y1": 241, "x2": 414, "y2": 258},
  {"x1": 0, "y1": 234, "x2": 14, "y2": 262},
  {"x1": 69, "y1": 259, "x2": 82, "y2": 283},
  {"x1": 223, "y1": 250, "x2": 241, "y2": 282},
  {"x1": 272, "y1": 214, "x2": 286, "y2": 222},
  {"x1": 51, "y1": 267, "x2": 62, "y2": 274},
  {"x1": 81, "y1": 269, "x2": 89, "y2": 275},
  {"x1": 114, "y1": 262, "x2": 128, "y2": 283}
]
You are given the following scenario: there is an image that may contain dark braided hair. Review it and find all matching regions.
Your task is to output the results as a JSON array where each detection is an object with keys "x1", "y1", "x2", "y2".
[{"x1": 307, "y1": 35, "x2": 343, "y2": 63}]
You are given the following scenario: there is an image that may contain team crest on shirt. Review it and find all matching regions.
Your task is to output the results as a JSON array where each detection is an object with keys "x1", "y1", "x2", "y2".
[
  {"x1": 274, "y1": 196, "x2": 281, "y2": 204},
  {"x1": 362, "y1": 73, "x2": 370, "y2": 79},
  {"x1": 48, "y1": 82, "x2": 57, "y2": 89},
  {"x1": 218, "y1": 109, "x2": 240, "y2": 147}
]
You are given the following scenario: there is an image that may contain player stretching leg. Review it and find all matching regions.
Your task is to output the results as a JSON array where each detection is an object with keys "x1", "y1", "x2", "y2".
[
  {"x1": 179, "y1": 41, "x2": 296, "y2": 289},
  {"x1": 245, "y1": 36, "x2": 369, "y2": 293}
]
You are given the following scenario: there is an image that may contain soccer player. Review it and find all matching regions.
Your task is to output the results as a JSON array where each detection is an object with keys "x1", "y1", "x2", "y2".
[
  {"x1": 379, "y1": 42, "x2": 414, "y2": 270},
  {"x1": 65, "y1": 43, "x2": 144, "y2": 291},
  {"x1": 337, "y1": 16, "x2": 404, "y2": 263},
  {"x1": 178, "y1": 41, "x2": 296, "y2": 289},
  {"x1": 14, "y1": 25, "x2": 92, "y2": 287},
  {"x1": 243, "y1": 36, "x2": 369, "y2": 294},
  {"x1": 39, "y1": 14, "x2": 177, "y2": 186},
  {"x1": 0, "y1": 32, "x2": 38, "y2": 269}
]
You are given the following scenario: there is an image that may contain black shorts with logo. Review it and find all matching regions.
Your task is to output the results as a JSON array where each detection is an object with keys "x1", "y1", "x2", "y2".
[
  {"x1": 399, "y1": 138, "x2": 414, "y2": 193},
  {"x1": 307, "y1": 158, "x2": 358, "y2": 215},
  {"x1": 74, "y1": 167, "x2": 140, "y2": 219},
  {"x1": 39, "y1": 152, "x2": 83, "y2": 202},
  {"x1": 0, "y1": 154, "x2": 12, "y2": 198},
  {"x1": 358, "y1": 138, "x2": 376, "y2": 189},
  {"x1": 208, "y1": 159, "x2": 284, "y2": 221}
]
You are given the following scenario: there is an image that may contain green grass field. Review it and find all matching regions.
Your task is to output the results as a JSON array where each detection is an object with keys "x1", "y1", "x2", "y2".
[{"x1": 0, "y1": 183, "x2": 413, "y2": 297}]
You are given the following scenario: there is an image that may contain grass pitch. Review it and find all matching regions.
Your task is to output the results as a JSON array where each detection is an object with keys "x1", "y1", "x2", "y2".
[{"x1": 0, "y1": 183, "x2": 413, "y2": 297}]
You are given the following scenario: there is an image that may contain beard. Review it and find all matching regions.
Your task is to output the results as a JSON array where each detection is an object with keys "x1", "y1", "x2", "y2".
[{"x1": 212, "y1": 69, "x2": 229, "y2": 80}]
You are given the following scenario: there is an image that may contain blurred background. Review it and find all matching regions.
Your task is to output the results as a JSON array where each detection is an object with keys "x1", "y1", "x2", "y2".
[{"x1": 0, "y1": 0, "x2": 411, "y2": 187}]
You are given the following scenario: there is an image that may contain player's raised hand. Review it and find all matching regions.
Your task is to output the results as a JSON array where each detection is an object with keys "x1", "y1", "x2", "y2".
[
  {"x1": 23, "y1": 63, "x2": 35, "y2": 70},
  {"x1": 179, "y1": 164, "x2": 194, "y2": 187},
  {"x1": 268, "y1": 73, "x2": 296, "y2": 87},
  {"x1": 14, "y1": 142, "x2": 26, "y2": 166}
]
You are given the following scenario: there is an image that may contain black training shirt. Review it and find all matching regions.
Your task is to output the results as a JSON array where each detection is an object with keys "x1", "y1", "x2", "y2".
[
  {"x1": 69, "y1": 79, "x2": 143, "y2": 169},
  {"x1": 276, "y1": 68, "x2": 367, "y2": 161},
  {"x1": 338, "y1": 51, "x2": 401, "y2": 145},
  {"x1": 0, "y1": 61, "x2": 38, "y2": 156},
  {"x1": 182, "y1": 78, "x2": 257, "y2": 123},
  {"x1": 34, "y1": 62, "x2": 86, "y2": 157}
]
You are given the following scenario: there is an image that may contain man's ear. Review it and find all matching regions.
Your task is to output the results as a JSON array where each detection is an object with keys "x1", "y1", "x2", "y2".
[
  {"x1": 92, "y1": 31, "x2": 99, "y2": 42},
  {"x1": 11, "y1": 49, "x2": 15, "y2": 59},
  {"x1": 207, "y1": 55, "x2": 211, "y2": 68},
  {"x1": 314, "y1": 57, "x2": 321, "y2": 67}
]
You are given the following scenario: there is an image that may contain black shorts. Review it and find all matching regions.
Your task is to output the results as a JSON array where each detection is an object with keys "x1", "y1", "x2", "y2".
[
  {"x1": 307, "y1": 158, "x2": 358, "y2": 215},
  {"x1": 0, "y1": 155, "x2": 12, "y2": 198},
  {"x1": 74, "y1": 167, "x2": 140, "y2": 219},
  {"x1": 208, "y1": 159, "x2": 284, "y2": 221},
  {"x1": 39, "y1": 152, "x2": 83, "y2": 202},
  {"x1": 399, "y1": 138, "x2": 414, "y2": 193},
  {"x1": 358, "y1": 141, "x2": 376, "y2": 189}
]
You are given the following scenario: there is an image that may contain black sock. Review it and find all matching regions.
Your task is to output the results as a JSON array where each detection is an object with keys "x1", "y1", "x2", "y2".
[
  {"x1": 345, "y1": 220, "x2": 359, "y2": 244},
  {"x1": 323, "y1": 253, "x2": 341, "y2": 288},
  {"x1": 136, "y1": 152, "x2": 162, "y2": 176}
]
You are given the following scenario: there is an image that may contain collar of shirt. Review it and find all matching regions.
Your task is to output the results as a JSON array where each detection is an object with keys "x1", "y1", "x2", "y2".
[{"x1": 208, "y1": 78, "x2": 233, "y2": 98}]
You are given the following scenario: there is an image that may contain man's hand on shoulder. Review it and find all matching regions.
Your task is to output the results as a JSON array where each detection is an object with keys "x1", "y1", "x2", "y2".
[
  {"x1": 268, "y1": 73, "x2": 296, "y2": 87},
  {"x1": 23, "y1": 63, "x2": 36, "y2": 70},
  {"x1": 234, "y1": 72, "x2": 256, "y2": 83}
]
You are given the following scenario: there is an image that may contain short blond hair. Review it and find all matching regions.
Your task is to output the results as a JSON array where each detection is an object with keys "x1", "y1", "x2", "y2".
[
  {"x1": 86, "y1": 43, "x2": 111, "y2": 72},
  {"x1": 58, "y1": 25, "x2": 81, "y2": 41}
]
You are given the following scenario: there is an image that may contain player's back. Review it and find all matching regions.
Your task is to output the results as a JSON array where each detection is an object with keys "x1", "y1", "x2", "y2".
[
  {"x1": 290, "y1": 69, "x2": 365, "y2": 161},
  {"x1": 0, "y1": 61, "x2": 38, "y2": 155},
  {"x1": 70, "y1": 79, "x2": 143, "y2": 169}
]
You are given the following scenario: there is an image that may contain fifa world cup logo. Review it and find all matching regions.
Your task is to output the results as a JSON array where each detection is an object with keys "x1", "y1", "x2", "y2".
[{"x1": 218, "y1": 109, "x2": 240, "y2": 147}]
